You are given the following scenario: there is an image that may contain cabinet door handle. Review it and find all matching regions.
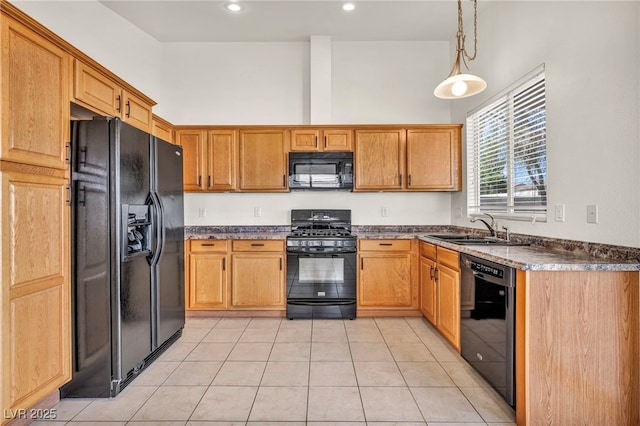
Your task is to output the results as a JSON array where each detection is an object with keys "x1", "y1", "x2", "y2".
[
  {"x1": 315, "y1": 135, "x2": 318, "y2": 148},
  {"x1": 66, "y1": 184, "x2": 72, "y2": 206},
  {"x1": 283, "y1": 175, "x2": 286, "y2": 187},
  {"x1": 198, "y1": 176, "x2": 202, "y2": 187},
  {"x1": 65, "y1": 143, "x2": 71, "y2": 164},
  {"x1": 399, "y1": 174, "x2": 403, "y2": 185},
  {"x1": 116, "y1": 95, "x2": 121, "y2": 112},
  {"x1": 208, "y1": 176, "x2": 211, "y2": 188},
  {"x1": 280, "y1": 258, "x2": 283, "y2": 270},
  {"x1": 379, "y1": 243, "x2": 393, "y2": 246},
  {"x1": 202, "y1": 243, "x2": 216, "y2": 246},
  {"x1": 408, "y1": 175, "x2": 412, "y2": 186},
  {"x1": 125, "y1": 101, "x2": 131, "y2": 118},
  {"x1": 360, "y1": 258, "x2": 364, "y2": 270},
  {"x1": 251, "y1": 243, "x2": 265, "y2": 247},
  {"x1": 324, "y1": 135, "x2": 328, "y2": 148},
  {"x1": 223, "y1": 257, "x2": 226, "y2": 271},
  {"x1": 434, "y1": 268, "x2": 440, "y2": 282}
]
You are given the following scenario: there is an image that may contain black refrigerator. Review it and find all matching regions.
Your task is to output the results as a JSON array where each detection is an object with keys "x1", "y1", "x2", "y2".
[{"x1": 62, "y1": 117, "x2": 185, "y2": 397}]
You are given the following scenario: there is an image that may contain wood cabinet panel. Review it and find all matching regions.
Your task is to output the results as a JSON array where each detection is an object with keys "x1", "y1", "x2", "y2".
[
  {"x1": 1, "y1": 16, "x2": 70, "y2": 170},
  {"x1": 121, "y1": 91, "x2": 152, "y2": 133},
  {"x1": 2, "y1": 170, "x2": 70, "y2": 413},
  {"x1": 406, "y1": 128, "x2": 461, "y2": 191},
  {"x1": 354, "y1": 129, "x2": 405, "y2": 190},
  {"x1": 9, "y1": 285, "x2": 70, "y2": 407},
  {"x1": 290, "y1": 129, "x2": 320, "y2": 151},
  {"x1": 419, "y1": 255, "x2": 437, "y2": 324},
  {"x1": 436, "y1": 263, "x2": 460, "y2": 350},
  {"x1": 73, "y1": 59, "x2": 120, "y2": 117},
  {"x1": 238, "y1": 130, "x2": 287, "y2": 191},
  {"x1": 207, "y1": 130, "x2": 236, "y2": 191},
  {"x1": 190, "y1": 240, "x2": 229, "y2": 253},
  {"x1": 436, "y1": 246, "x2": 459, "y2": 270},
  {"x1": 232, "y1": 240, "x2": 285, "y2": 252},
  {"x1": 189, "y1": 252, "x2": 228, "y2": 309},
  {"x1": 358, "y1": 253, "x2": 413, "y2": 307},
  {"x1": 322, "y1": 129, "x2": 352, "y2": 151},
  {"x1": 176, "y1": 129, "x2": 206, "y2": 192},
  {"x1": 525, "y1": 271, "x2": 639, "y2": 425},
  {"x1": 359, "y1": 239, "x2": 412, "y2": 252},
  {"x1": 290, "y1": 128, "x2": 353, "y2": 152},
  {"x1": 151, "y1": 115, "x2": 174, "y2": 144},
  {"x1": 231, "y1": 253, "x2": 285, "y2": 308}
]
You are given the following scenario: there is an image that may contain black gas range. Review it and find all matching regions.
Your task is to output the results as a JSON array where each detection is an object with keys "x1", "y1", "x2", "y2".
[{"x1": 286, "y1": 210, "x2": 357, "y2": 320}]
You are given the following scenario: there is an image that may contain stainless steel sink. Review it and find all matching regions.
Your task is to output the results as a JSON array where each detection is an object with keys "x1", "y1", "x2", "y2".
[{"x1": 425, "y1": 234, "x2": 530, "y2": 246}]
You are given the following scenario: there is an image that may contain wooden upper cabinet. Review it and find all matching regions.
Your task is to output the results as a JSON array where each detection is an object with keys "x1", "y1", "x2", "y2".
[
  {"x1": 72, "y1": 59, "x2": 153, "y2": 133},
  {"x1": 121, "y1": 90, "x2": 152, "y2": 132},
  {"x1": 290, "y1": 128, "x2": 353, "y2": 152},
  {"x1": 354, "y1": 129, "x2": 406, "y2": 190},
  {"x1": 238, "y1": 129, "x2": 288, "y2": 191},
  {"x1": 207, "y1": 130, "x2": 237, "y2": 191},
  {"x1": 407, "y1": 128, "x2": 461, "y2": 191},
  {"x1": 1, "y1": 16, "x2": 70, "y2": 170},
  {"x1": 176, "y1": 129, "x2": 206, "y2": 191},
  {"x1": 152, "y1": 114, "x2": 174, "y2": 144}
]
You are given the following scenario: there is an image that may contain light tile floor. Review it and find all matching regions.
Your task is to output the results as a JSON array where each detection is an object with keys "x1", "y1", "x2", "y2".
[{"x1": 35, "y1": 316, "x2": 516, "y2": 425}]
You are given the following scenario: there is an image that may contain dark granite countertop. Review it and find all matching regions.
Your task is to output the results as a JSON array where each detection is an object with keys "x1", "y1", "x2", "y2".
[{"x1": 184, "y1": 225, "x2": 640, "y2": 271}]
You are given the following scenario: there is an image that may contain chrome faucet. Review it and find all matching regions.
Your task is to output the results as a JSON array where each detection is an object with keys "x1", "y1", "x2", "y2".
[{"x1": 471, "y1": 213, "x2": 498, "y2": 237}]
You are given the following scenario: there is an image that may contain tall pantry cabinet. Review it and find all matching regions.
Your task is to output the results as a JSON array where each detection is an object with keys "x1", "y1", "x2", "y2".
[{"x1": 1, "y1": 4, "x2": 72, "y2": 421}]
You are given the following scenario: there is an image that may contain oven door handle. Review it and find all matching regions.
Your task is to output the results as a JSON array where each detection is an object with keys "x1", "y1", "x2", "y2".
[{"x1": 287, "y1": 300, "x2": 356, "y2": 306}]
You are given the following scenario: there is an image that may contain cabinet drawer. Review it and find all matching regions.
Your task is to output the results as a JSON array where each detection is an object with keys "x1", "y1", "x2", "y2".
[
  {"x1": 420, "y1": 241, "x2": 437, "y2": 260},
  {"x1": 359, "y1": 239, "x2": 412, "y2": 252},
  {"x1": 232, "y1": 240, "x2": 284, "y2": 252},
  {"x1": 437, "y1": 246, "x2": 459, "y2": 270},
  {"x1": 190, "y1": 239, "x2": 229, "y2": 252}
]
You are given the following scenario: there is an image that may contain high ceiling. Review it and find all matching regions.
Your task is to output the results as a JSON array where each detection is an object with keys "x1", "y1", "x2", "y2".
[{"x1": 99, "y1": 0, "x2": 488, "y2": 42}]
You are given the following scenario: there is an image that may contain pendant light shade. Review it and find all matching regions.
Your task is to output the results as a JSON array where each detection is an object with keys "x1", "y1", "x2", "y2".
[
  {"x1": 434, "y1": 0, "x2": 486, "y2": 100},
  {"x1": 434, "y1": 50, "x2": 487, "y2": 99}
]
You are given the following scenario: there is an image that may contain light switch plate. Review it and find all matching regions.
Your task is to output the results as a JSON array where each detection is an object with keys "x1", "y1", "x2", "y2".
[
  {"x1": 198, "y1": 207, "x2": 206, "y2": 218},
  {"x1": 554, "y1": 204, "x2": 565, "y2": 222},
  {"x1": 254, "y1": 207, "x2": 262, "y2": 217},
  {"x1": 586, "y1": 204, "x2": 598, "y2": 224}
]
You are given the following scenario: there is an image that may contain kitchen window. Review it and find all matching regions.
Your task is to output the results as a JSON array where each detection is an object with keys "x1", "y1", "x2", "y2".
[{"x1": 466, "y1": 66, "x2": 547, "y2": 221}]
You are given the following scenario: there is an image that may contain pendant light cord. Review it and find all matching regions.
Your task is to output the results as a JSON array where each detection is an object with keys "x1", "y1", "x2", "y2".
[{"x1": 458, "y1": 0, "x2": 478, "y2": 62}]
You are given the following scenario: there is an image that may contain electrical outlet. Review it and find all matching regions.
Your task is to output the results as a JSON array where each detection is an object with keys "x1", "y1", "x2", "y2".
[
  {"x1": 254, "y1": 206, "x2": 262, "y2": 217},
  {"x1": 586, "y1": 204, "x2": 598, "y2": 224},
  {"x1": 554, "y1": 204, "x2": 565, "y2": 222},
  {"x1": 455, "y1": 207, "x2": 463, "y2": 218},
  {"x1": 198, "y1": 207, "x2": 206, "y2": 218},
  {"x1": 381, "y1": 206, "x2": 389, "y2": 217}
]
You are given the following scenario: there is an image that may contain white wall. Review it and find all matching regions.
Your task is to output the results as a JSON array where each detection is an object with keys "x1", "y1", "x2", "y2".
[
  {"x1": 14, "y1": 0, "x2": 163, "y2": 102},
  {"x1": 450, "y1": 1, "x2": 640, "y2": 247},
  {"x1": 185, "y1": 192, "x2": 452, "y2": 226}
]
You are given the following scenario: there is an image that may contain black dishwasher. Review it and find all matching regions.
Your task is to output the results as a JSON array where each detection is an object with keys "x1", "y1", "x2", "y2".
[{"x1": 460, "y1": 254, "x2": 516, "y2": 408}]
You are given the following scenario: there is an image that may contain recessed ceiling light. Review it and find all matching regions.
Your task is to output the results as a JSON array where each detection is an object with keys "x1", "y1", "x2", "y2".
[
  {"x1": 225, "y1": 2, "x2": 243, "y2": 12},
  {"x1": 342, "y1": 2, "x2": 355, "y2": 12}
]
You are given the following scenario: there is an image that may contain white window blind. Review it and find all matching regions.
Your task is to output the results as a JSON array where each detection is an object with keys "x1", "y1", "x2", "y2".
[{"x1": 467, "y1": 68, "x2": 547, "y2": 220}]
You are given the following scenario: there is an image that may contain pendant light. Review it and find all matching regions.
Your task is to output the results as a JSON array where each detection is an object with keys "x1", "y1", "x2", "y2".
[{"x1": 434, "y1": 0, "x2": 486, "y2": 99}]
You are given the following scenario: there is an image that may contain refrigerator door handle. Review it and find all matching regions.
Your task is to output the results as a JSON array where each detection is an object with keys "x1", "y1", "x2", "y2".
[{"x1": 148, "y1": 192, "x2": 164, "y2": 266}]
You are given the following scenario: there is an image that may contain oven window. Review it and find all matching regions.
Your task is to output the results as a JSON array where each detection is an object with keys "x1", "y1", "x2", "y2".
[{"x1": 299, "y1": 258, "x2": 344, "y2": 283}]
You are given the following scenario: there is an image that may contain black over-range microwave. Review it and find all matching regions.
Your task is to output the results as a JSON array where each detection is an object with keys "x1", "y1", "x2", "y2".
[{"x1": 288, "y1": 152, "x2": 353, "y2": 190}]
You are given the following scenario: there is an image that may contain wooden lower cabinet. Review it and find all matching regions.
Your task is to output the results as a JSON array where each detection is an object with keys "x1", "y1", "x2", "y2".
[
  {"x1": 1, "y1": 169, "x2": 71, "y2": 422},
  {"x1": 357, "y1": 239, "x2": 419, "y2": 314},
  {"x1": 231, "y1": 240, "x2": 285, "y2": 309},
  {"x1": 186, "y1": 240, "x2": 229, "y2": 309},
  {"x1": 419, "y1": 242, "x2": 460, "y2": 350},
  {"x1": 186, "y1": 239, "x2": 285, "y2": 311}
]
